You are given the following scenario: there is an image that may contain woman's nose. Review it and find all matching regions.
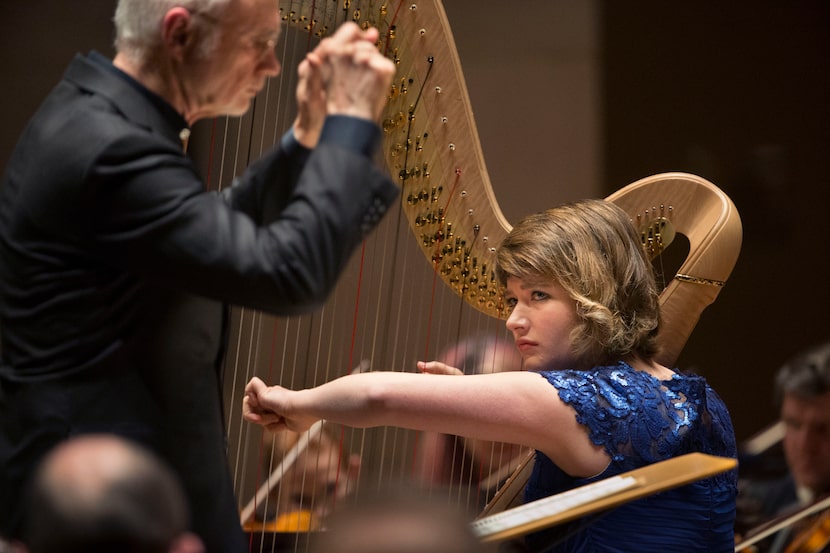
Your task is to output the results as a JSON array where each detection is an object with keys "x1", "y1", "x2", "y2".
[{"x1": 505, "y1": 307, "x2": 526, "y2": 331}]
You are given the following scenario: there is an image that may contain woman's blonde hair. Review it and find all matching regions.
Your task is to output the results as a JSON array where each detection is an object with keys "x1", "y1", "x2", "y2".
[{"x1": 496, "y1": 199, "x2": 660, "y2": 367}]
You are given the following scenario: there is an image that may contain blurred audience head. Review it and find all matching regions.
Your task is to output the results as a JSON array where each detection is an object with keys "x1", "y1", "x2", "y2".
[
  {"x1": 25, "y1": 434, "x2": 203, "y2": 553},
  {"x1": 308, "y1": 483, "x2": 493, "y2": 553}
]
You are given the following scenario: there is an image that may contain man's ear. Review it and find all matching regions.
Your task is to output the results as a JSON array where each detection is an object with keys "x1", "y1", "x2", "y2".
[{"x1": 161, "y1": 7, "x2": 193, "y2": 61}]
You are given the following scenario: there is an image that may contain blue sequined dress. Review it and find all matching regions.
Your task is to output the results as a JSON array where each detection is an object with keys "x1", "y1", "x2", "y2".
[{"x1": 523, "y1": 362, "x2": 737, "y2": 553}]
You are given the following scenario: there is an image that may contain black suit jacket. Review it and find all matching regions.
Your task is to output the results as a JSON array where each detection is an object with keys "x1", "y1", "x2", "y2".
[{"x1": 0, "y1": 53, "x2": 397, "y2": 552}]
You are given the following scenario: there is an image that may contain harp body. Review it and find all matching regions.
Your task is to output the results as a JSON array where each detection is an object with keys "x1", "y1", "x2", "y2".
[{"x1": 217, "y1": 0, "x2": 743, "y2": 545}]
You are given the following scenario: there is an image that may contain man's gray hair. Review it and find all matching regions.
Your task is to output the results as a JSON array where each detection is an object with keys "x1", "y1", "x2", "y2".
[{"x1": 114, "y1": 0, "x2": 233, "y2": 61}]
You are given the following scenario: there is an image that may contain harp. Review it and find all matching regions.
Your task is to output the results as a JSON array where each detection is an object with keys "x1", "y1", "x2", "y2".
[{"x1": 203, "y1": 1, "x2": 743, "y2": 548}]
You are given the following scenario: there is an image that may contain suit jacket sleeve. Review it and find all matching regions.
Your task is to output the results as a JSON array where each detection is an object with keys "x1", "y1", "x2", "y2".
[{"x1": 89, "y1": 116, "x2": 398, "y2": 315}]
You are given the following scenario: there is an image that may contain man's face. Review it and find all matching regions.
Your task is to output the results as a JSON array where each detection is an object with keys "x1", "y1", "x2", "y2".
[
  {"x1": 263, "y1": 431, "x2": 360, "y2": 530},
  {"x1": 281, "y1": 440, "x2": 342, "y2": 517},
  {"x1": 781, "y1": 390, "x2": 830, "y2": 494},
  {"x1": 185, "y1": 0, "x2": 282, "y2": 119}
]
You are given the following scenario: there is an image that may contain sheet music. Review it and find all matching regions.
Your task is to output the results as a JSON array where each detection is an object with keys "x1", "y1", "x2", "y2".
[
  {"x1": 470, "y1": 453, "x2": 737, "y2": 543},
  {"x1": 472, "y1": 475, "x2": 639, "y2": 539}
]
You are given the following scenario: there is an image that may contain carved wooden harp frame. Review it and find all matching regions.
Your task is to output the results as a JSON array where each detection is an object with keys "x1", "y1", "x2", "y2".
[
  {"x1": 225, "y1": 0, "x2": 743, "y2": 540},
  {"x1": 269, "y1": 1, "x2": 742, "y2": 325}
]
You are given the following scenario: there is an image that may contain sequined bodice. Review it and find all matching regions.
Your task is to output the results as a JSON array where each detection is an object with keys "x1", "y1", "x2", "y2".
[{"x1": 524, "y1": 362, "x2": 738, "y2": 552}]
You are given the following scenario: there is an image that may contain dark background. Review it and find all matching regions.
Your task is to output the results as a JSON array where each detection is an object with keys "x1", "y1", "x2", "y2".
[{"x1": 1, "y1": 1, "x2": 828, "y2": 444}]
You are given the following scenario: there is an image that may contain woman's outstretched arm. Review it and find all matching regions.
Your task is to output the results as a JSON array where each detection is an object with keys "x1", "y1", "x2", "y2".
[{"x1": 243, "y1": 370, "x2": 609, "y2": 476}]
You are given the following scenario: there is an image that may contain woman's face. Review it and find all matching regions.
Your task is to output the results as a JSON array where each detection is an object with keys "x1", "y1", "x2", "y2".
[{"x1": 503, "y1": 276, "x2": 579, "y2": 371}]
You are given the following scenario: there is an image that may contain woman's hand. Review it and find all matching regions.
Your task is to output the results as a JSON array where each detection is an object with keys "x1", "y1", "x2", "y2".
[
  {"x1": 243, "y1": 377, "x2": 317, "y2": 433},
  {"x1": 416, "y1": 361, "x2": 464, "y2": 376}
]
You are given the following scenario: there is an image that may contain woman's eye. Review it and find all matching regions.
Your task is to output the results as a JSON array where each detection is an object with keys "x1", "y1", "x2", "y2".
[{"x1": 531, "y1": 291, "x2": 549, "y2": 301}]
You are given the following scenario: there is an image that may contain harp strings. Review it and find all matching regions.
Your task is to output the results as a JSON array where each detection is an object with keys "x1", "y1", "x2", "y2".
[{"x1": 203, "y1": 1, "x2": 525, "y2": 544}]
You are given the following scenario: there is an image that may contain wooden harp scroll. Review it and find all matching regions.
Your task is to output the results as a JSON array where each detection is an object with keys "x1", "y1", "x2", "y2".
[{"x1": 605, "y1": 172, "x2": 744, "y2": 368}]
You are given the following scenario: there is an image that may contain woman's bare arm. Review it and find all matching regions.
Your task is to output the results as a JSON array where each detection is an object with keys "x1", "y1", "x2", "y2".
[{"x1": 243, "y1": 370, "x2": 609, "y2": 477}]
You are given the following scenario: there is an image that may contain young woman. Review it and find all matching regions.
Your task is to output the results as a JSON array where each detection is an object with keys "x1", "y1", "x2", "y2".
[{"x1": 243, "y1": 199, "x2": 738, "y2": 552}]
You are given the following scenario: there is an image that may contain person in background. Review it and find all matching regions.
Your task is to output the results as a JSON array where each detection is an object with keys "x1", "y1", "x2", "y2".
[
  {"x1": 244, "y1": 199, "x2": 738, "y2": 552},
  {"x1": 414, "y1": 334, "x2": 527, "y2": 510},
  {"x1": 249, "y1": 422, "x2": 361, "y2": 533},
  {"x1": 307, "y1": 483, "x2": 493, "y2": 553},
  {"x1": 25, "y1": 434, "x2": 204, "y2": 553},
  {"x1": 737, "y1": 340, "x2": 830, "y2": 553},
  {"x1": 0, "y1": 0, "x2": 397, "y2": 550}
]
